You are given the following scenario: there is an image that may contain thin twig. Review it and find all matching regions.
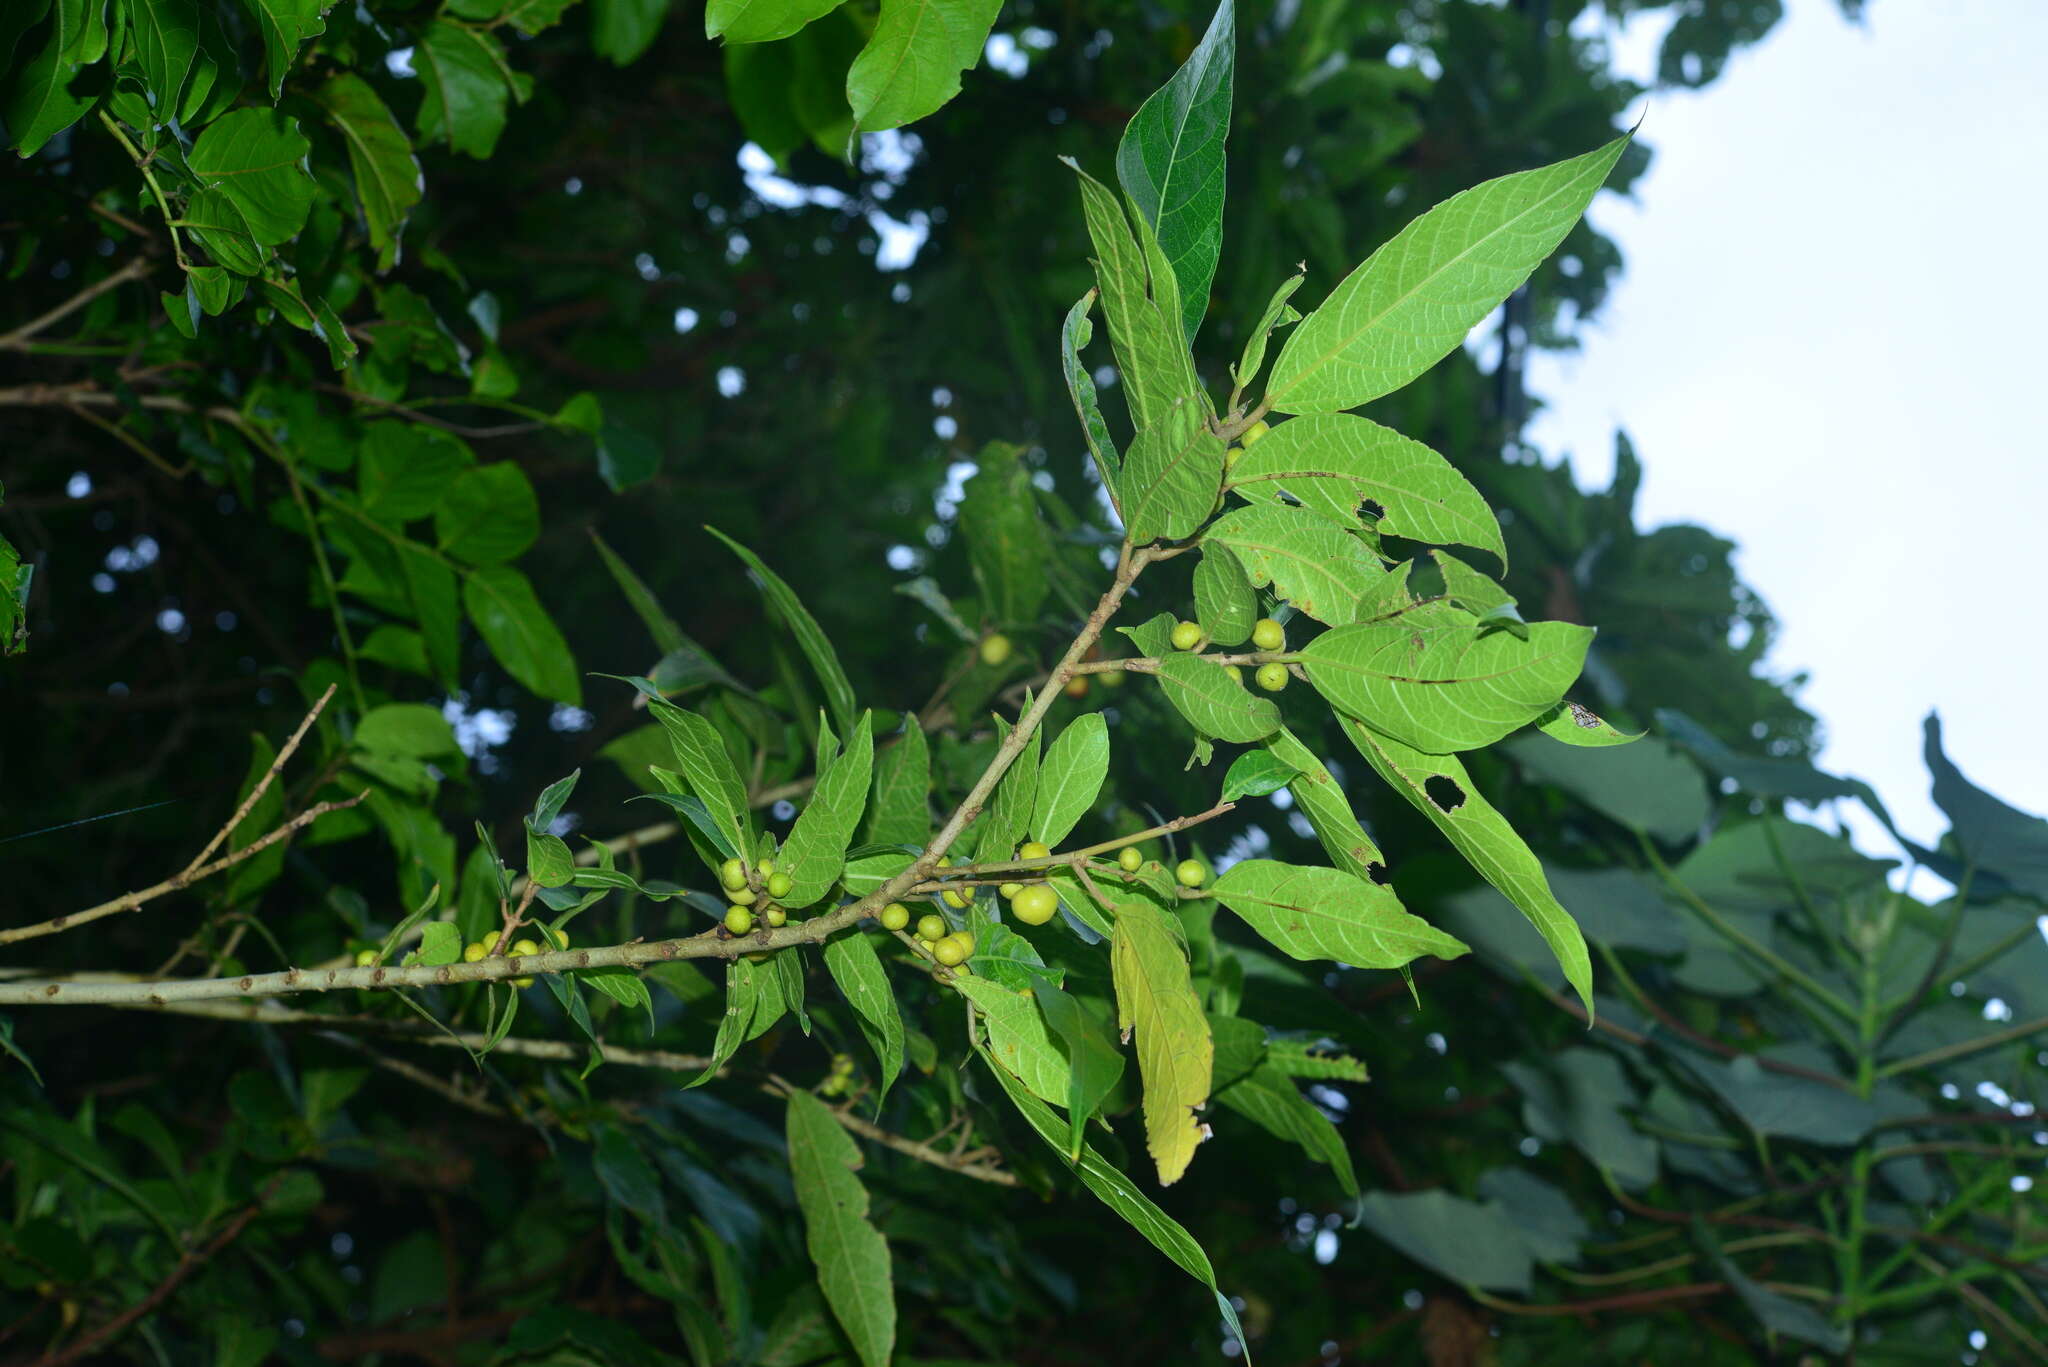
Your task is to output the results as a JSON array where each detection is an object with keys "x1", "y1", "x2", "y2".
[
  {"x1": 0, "y1": 258, "x2": 153, "y2": 351},
  {"x1": 183, "y1": 684, "x2": 337, "y2": 875}
]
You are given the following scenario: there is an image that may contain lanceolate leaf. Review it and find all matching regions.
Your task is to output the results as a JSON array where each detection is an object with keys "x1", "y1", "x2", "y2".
[
  {"x1": 1226, "y1": 414, "x2": 1506, "y2": 569},
  {"x1": 5, "y1": 0, "x2": 99, "y2": 157},
  {"x1": 590, "y1": 530, "x2": 686, "y2": 654},
  {"x1": 1221, "y1": 749, "x2": 1299, "y2": 803},
  {"x1": 822, "y1": 932, "x2": 905, "y2": 1103},
  {"x1": 1060, "y1": 291, "x2": 1122, "y2": 504},
  {"x1": 312, "y1": 74, "x2": 422, "y2": 271},
  {"x1": 844, "y1": 0, "x2": 1001, "y2": 134},
  {"x1": 1030, "y1": 983, "x2": 1126, "y2": 1161},
  {"x1": 1115, "y1": 0, "x2": 1233, "y2": 342},
  {"x1": 463, "y1": 565, "x2": 582, "y2": 705},
  {"x1": 1154, "y1": 653, "x2": 1279, "y2": 744},
  {"x1": 781, "y1": 712, "x2": 875, "y2": 907},
  {"x1": 1267, "y1": 136, "x2": 1630, "y2": 414},
  {"x1": 1207, "y1": 503, "x2": 1383, "y2": 626},
  {"x1": 1341, "y1": 717, "x2": 1594, "y2": 1015},
  {"x1": 1123, "y1": 396, "x2": 1224, "y2": 545},
  {"x1": 1212, "y1": 859, "x2": 1467, "y2": 968},
  {"x1": 241, "y1": 0, "x2": 328, "y2": 99},
  {"x1": 1215, "y1": 1060, "x2": 1359, "y2": 1196},
  {"x1": 649, "y1": 701, "x2": 752, "y2": 859},
  {"x1": 1264, "y1": 727, "x2": 1387, "y2": 878},
  {"x1": 709, "y1": 527, "x2": 858, "y2": 737},
  {"x1": 958, "y1": 976, "x2": 1070, "y2": 1106},
  {"x1": 1232, "y1": 269, "x2": 1304, "y2": 389},
  {"x1": 1032, "y1": 713, "x2": 1108, "y2": 848},
  {"x1": 865, "y1": 721, "x2": 930, "y2": 848},
  {"x1": 785, "y1": 1091, "x2": 896, "y2": 1367},
  {"x1": 128, "y1": 0, "x2": 201, "y2": 118},
  {"x1": 1111, "y1": 900, "x2": 1212, "y2": 1185},
  {"x1": 1192, "y1": 542, "x2": 1256, "y2": 646},
  {"x1": 1300, "y1": 607, "x2": 1593, "y2": 754},
  {"x1": 975, "y1": 721, "x2": 1039, "y2": 863},
  {"x1": 1065, "y1": 162, "x2": 1203, "y2": 434},
  {"x1": 959, "y1": 447, "x2": 1051, "y2": 626}
]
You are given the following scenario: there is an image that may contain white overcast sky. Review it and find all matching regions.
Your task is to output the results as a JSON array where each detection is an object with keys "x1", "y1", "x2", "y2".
[{"x1": 1524, "y1": 0, "x2": 2048, "y2": 864}]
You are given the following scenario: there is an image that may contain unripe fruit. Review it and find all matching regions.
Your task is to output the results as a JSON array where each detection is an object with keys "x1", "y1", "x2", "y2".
[
  {"x1": 1251, "y1": 617, "x2": 1286, "y2": 651},
  {"x1": 511, "y1": 938, "x2": 540, "y2": 957},
  {"x1": 481, "y1": 930, "x2": 501, "y2": 953},
  {"x1": 1224, "y1": 444, "x2": 1243, "y2": 468},
  {"x1": 1019, "y1": 840, "x2": 1051, "y2": 861},
  {"x1": 933, "y1": 937, "x2": 968, "y2": 967},
  {"x1": 719, "y1": 858, "x2": 749, "y2": 891},
  {"x1": 1118, "y1": 846, "x2": 1144, "y2": 872},
  {"x1": 947, "y1": 931, "x2": 977, "y2": 958},
  {"x1": 728, "y1": 885, "x2": 758, "y2": 905},
  {"x1": 1170, "y1": 620, "x2": 1203, "y2": 651},
  {"x1": 463, "y1": 940, "x2": 487, "y2": 963},
  {"x1": 767, "y1": 871, "x2": 793, "y2": 899},
  {"x1": 1243, "y1": 419, "x2": 1271, "y2": 446},
  {"x1": 745, "y1": 950, "x2": 772, "y2": 963},
  {"x1": 757, "y1": 858, "x2": 776, "y2": 877},
  {"x1": 1063, "y1": 675, "x2": 1090, "y2": 699},
  {"x1": 916, "y1": 914, "x2": 947, "y2": 942},
  {"x1": 1256, "y1": 662, "x2": 1289, "y2": 692},
  {"x1": 725, "y1": 906, "x2": 755, "y2": 935},
  {"x1": 953, "y1": 961, "x2": 973, "y2": 977},
  {"x1": 1012, "y1": 885, "x2": 1059, "y2": 925},
  {"x1": 979, "y1": 634, "x2": 1013, "y2": 666},
  {"x1": 879, "y1": 902, "x2": 910, "y2": 931},
  {"x1": 552, "y1": 927, "x2": 570, "y2": 950},
  {"x1": 942, "y1": 889, "x2": 969, "y2": 909},
  {"x1": 1098, "y1": 667, "x2": 1125, "y2": 688},
  {"x1": 354, "y1": 948, "x2": 377, "y2": 968},
  {"x1": 999, "y1": 882, "x2": 1023, "y2": 900},
  {"x1": 1176, "y1": 859, "x2": 1208, "y2": 888},
  {"x1": 764, "y1": 905, "x2": 787, "y2": 927},
  {"x1": 1224, "y1": 665, "x2": 1243, "y2": 685}
]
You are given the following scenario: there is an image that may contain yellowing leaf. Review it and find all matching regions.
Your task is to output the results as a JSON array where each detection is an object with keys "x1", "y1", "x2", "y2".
[{"x1": 1111, "y1": 900, "x2": 1211, "y2": 1184}]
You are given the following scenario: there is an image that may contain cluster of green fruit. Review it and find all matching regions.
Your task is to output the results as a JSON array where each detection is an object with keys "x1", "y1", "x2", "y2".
[
  {"x1": 875, "y1": 899, "x2": 979, "y2": 970},
  {"x1": 1169, "y1": 614, "x2": 1290, "y2": 692},
  {"x1": 719, "y1": 856, "x2": 793, "y2": 936},
  {"x1": 818, "y1": 1051, "x2": 858, "y2": 1098}
]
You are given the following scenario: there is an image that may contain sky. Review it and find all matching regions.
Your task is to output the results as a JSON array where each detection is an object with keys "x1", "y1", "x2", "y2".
[{"x1": 1523, "y1": 0, "x2": 2048, "y2": 869}]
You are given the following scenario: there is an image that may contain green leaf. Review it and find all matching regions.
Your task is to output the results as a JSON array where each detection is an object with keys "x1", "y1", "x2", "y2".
[
  {"x1": 1192, "y1": 542, "x2": 1256, "y2": 646},
  {"x1": 1263, "y1": 1038, "x2": 1369, "y2": 1083},
  {"x1": 706, "y1": 0, "x2": 838, "y2": 44},
  {"x1": 312, "y1": 74, "x2": 422, "y2": 272},
  {"x1": 463, "y1": 564, "x2": 582, "y2": 705},
  {"x1": 186, "y1": 109, "x2": 315, "y2": 248},
  {"x1": 1501, "y1": 1047, "x2": 1659, "y2": 1189},
  {"x1": 416, "y1": 19, "x2": 532, "y2": 159},
  {"x1": 958, "y1": 975, "x2": 1070, "y2": 1106},
  {"x1": 844, "y1": 0, "x2": 1001, "y2": 134},
  {"x1": 1688, "y1": 1055, "x2": 1899, "y2": 1147},
  {"x1": 1060, "y1": 291, "x2": 1121, "y2": 503},
  {"x1": 1268, "y1": 136, "x2": 1629, "y2": 413},
  {"x1": 648, "y1": 701, "x2": 752, "y2": 861},
  {"x1": 1123, "y1": 396, "x2": 1223, "y2": 545},
  {"x1": 1354, "y1": 1190, "x2": 1534, "y2": 1293},
  {"x1": 1503, "y1": 732, "x2": 1709, "y2": 843},
  {"x1": 1206, "y1": 503, "x2": 1382, "y2": 626},
  {"x1": 4, "y1": 0, "x2": 100, "y2": 156},
  {"x1": 781, "y1": 713, "x2": 874, "y2": 907},
  {"x1": 1700, "y1": 1222, "x2": 1850, "y2": 1354},
  {"x1": 708, "y1": 527, "x2": 857, "y2": 737},
  {"x1": 1212, "y1": 859, "x2": 1467, "y2": 970},
  {"x1": 1429, "y1": 549, "x2": 1525, "y2": 634},
  {"x1": 1216, "y1": 1059, "x2": 1358, "y2": 1196},
  {"x1": 1031, "y1": 714, "x2": 1107, "y2": 848},
  {"x1": 1153, "y1": 653, "x2": 1279, "y2": 744},
  {"x1": 1065, "y1": 162, "x2": 1204, "y2": 434},
  {"x1": 435, "y1": 463, "x2": 539, "y2": 565},
  {"x1": 974, "y1": 720, "x2": 1038, "y2": 863},
  {"x1": 357, "y1": 421, "x2": 472, "y2": 523},
  {"x1": 1263, "y1": 726, "x2": 1388, "y2": 879},
  {"x1": 1111, "y1": 899, "x2": 1212, "y2": 1185},
  {"x1": 356, "y1": 703, "x2": 459, "y2": 758},
  {"x1": 691, "y1": 957, "x2": 780, "y2": 1087},
  {"x1": 864, "y1": 722, "x2": 929, "y2": 847},
  {"x1": 1030, "y1": 983, "x2": 1126, "y2": 1161},
  {"x1": 1221, "y1": 749, "x2": 1298, "y2": 803},
  {"x1": 588, "y1": 530, "x2": 684, "y2": 654},
  {"x1": 1114, "y1": 0, "x2": 1232, "y2": 342},
  {"x1": 525, "y1": 827, "x2": 575, "y2": 887},
  {"x1": 1922, "y1": 712, "x2": 2048, "y2": 899},
  {"x1": 1341, "y1": 717, "x2": 1594, "y2": 1015},
  {"x1": 1300, "y1": 607, "x2": 1593, "y2": 754},
  {"x1": 397, "y1": 543, "x2": 460, "y2": 689},
  {"x1": 1231, "y1": 270, "x2": 1304, "y2": 390},
  {"x1": 447, "y1": 0, "x2": 579, "y2": 35},
  {"x1": 785, "y1": 1090, "x2": 896, "y2": 1367},
  {"x1": 240, "y1": 0, "x2": 326, "y2": 98},
  {"x1": 128, "y1": 0, "x2": 201, "y2": 118},
  {"x1": 411, "y1": 921, "x2": 463, "y2": 967},
  {"x1": 590, "y1": 0, "x2": 668, "y2": 62},
  {"x1": 964, "y1": 902, "x2": 1057, "y2": 991},
  {"x1": 958, "y1": 446, "x2": 1050, "y2": 625},
  {"x1": 823, "y1": 931, "x2": 904, "y2": 1102},
  {"x1": 975, "y1": 1047, "x2": 1248, "y2": 1350},
  {"x1": 1226, "y1": 415, "x2": 1505, "y2": 570}
]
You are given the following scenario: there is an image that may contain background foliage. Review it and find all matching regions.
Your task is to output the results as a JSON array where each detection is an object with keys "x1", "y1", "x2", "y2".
[{"x1": 5, "y1": 1, "x2": 2042, "y2": 1365}]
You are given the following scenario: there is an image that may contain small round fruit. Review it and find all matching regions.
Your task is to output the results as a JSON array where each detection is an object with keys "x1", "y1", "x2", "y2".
[
  {"x1": 999, "y1": 881, "x2": 1023, "y2": 900},
  {"x1": 1242, "y1": 419, "x2": 1271, "y2": 446},
  {"x1": 916, "y1": 914, "x2": 948, "y2": 942},
  {"x1": 1170, "y1": 620, "x2": 1204, "y2": 651},
  {"x1": 757, "y1": 858, "x2": 776, "y2": 877},
  {"x1": 728, "y1": 885, "x2": 757, "y2": 905},
  {"x1": 480, "y1": 930, "x2": 501, "y2": 953},
  {"x1": 1224, "y1": 444, "x2": 1244, "y2": 468},
  {"x1": 745, "y1": 950, "x2": 771, "y2": 964},
  {"x1": 1256, "y1": 662, "x2": 1290, "y2": 693},
  {"x1": 719, "y1": 858, "x2": 749, "y2": 891},
  {"x1": 1063, "y1": 675, "x2": 1090, "y2": 699},
  {"x1": 979, "y1": 633, "x2": 1014, "y2": 667},
  {"x1": 879, "y1": 902, "x2": 911, "y2": 931},
  {"x1": 1175, "y1": 858, "x2": 1208, "y2": 888},
  {"x1": 354, "y1": 948, "x2": 377, "y2": 968},
  {"x1": 511, "y1": 938, "x2": 540, "y2": 958},
  {"x1": 463, "y1": 940, "x2": 487, "y2": 963},
  {"x1": 1012, "y1": 885, "x2": 1059, "y2": 925},
  {"x1": 1251, "y1": 617, "x2": 1286, "y2": 651},
  {"x1": 767, "y1": 871, "x2": 793, "y2": 899},
  {"x1": 946, "y1": 931, "x2": 977, "y2": 958},
  {"x1": 937, "y1": 855, "x2": 953, "y2": 869},
  {"x1": 724, "y1": 906, "x2": 755, "y2": 935},
  {"x1": 1098, "y1": 667, "x2": 1125, "y2": 688},
  {"x1": 1118, "y1": 846, "x2": 1144, "y2": 872},
  {"x1": 764, "y1": 905, "x2": 788, "y2": 928},
  {"x1": 1019, "y1": 840, "x2": 1052, "y2": 862},
  {"x1": 942, "y1": 888, "x2": 969, "y2": 909},
  {"x1": 933, "y1": 937, "x2": 968, "y2": 967},
  {"x1": 554, "y1": 927, "x2": 570, "y2": 950},
  {"x1": 1224, "y1": 665, "x2": 1243, "y2": 685}
]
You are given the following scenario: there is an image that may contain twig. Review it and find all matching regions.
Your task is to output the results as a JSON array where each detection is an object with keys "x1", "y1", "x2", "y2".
[
  {"x1": 0, "y1": 257, "x2": 153, "y2": 351},
  {"x1": 925, "y1": 800, "x2": 1235, "y2": 879},
  {"x1": 309, "y1": 381, "x2": 546, "y2": 439},
  {"x1": 761, "y1": 1077, "x2": 1019, "y2": 1186},
  {"x1": 184, "y1": 684, "x2": 337, "y2": 875}
]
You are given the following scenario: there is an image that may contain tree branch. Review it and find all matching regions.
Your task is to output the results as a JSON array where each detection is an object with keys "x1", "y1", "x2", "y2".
[{"x1": 0, "y1": 258, "x2": 154, "y2": 352}]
